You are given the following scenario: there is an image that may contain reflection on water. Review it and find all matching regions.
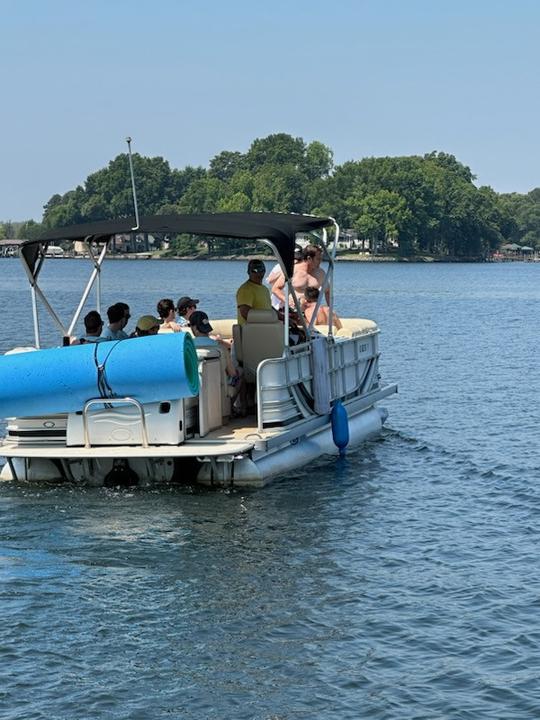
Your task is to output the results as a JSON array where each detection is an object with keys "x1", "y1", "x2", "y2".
[{"x1": 1, "y1": 259, "x2": 540, "y2": 718}]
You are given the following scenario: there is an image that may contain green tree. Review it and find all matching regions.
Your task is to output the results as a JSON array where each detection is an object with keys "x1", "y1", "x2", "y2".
[
  {"x1": 170, "y1": 233, "x2": 201, "y2": 255},
  {"x1": 16, "y1": 219, "x2": 43, "y2": 240},
  {"x1": 246, "y1": 134, "x2": 306, "y2": 171},
  {"x1": 43, "y1": 188, "x2": 85, "y2": 228},
  {"x1": 350, "y1": 189, "x2": 412, "y2": 254},
  {"x1": 169, "y1": 165, "x2": 206, "y2": 205},
  {"x1": 251, "y1": 165, "x2": 307, "y2": 213},
  {"x1": 42, "y1": 154, "x2": 202, "y2": 228},
  {"x1": 500, "y1": 188, "x2": 540, "y2": 247},
  {"x1": 32, "y1": 136, "x2": 522, "y2": 259},
  {"x1": 217, "y1": 192, "x2": 251, "y2": 212},
  {"x1": 303, "y1": 141, "x2": 334, "y2": 181},
  {"x1": 1, "y1": 220, "x2": 14, "y2": 238},
  {"x1": 209, "y1": 151, "x2": 245, "y2": 182},
  {"x1": 176, "y1": 176, "x2": 226, "y2": 214}
]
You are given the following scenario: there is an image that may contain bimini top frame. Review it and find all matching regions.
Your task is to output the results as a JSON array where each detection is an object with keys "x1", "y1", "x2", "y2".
[{"x1": 20, "y1": 211, "x2": 339, "y2": 348}]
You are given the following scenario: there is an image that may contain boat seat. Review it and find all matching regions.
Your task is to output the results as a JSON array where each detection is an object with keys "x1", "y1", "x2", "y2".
[
  {"x1": 195, "y1": 347, "x2": 223, "y2": 434},
  {"x1": 210, "y1": 318, "x2": 234, "y2": 340},
  {"x1": 232, "y1": 324, "x2": 243, "y2": 365},
  {"x1": 216, "y1": 344, "x2": 234, "y2": 420},
  {"x1": 241, "y1": 309, "x2": 284, "y2": 382},
  {"x1": 314, "y1": 318, "x2": 378, "y2": 337}
]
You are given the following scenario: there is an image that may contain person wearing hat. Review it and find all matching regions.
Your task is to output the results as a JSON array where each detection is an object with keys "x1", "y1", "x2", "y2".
[
  {"x1": 131, "y1": 315, "x2": 161, "y2": 337},
  {"x1": 190, "y1": 310, "x2": 241, "y2": 389},
  {"x1": 236, "y1": 259, "x2": 272, "y2": 326},
  {"x1": 188, "y1": 311, "x2": 216, "y2": 348},
  {"x1": 176, "y1": 296, "x2": 199, "y2": 327}
]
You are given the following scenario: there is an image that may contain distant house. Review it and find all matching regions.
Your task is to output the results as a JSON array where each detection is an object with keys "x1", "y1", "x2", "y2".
[
  {"x1": 500, "y1": 243, "x2": 522, "y2": 255},
  {"x1": 338, "y1": 229, "x2": 359, "y2": 249},
  {"x1": 0, "y1": 238, "x2": 24, "y2": 257},
  {"x1": 71, "y1": 232, "x2": 162, "y2": 256},
  {"x1": 44, "y1": 245, "x2": 65, "y2": 258},
  {"x1": 109, "y1": 232, "x2": 161, "y2": 254}
]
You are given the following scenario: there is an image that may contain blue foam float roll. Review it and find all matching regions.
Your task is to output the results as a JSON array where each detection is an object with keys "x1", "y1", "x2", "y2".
[{"x1": 0, "y1": 333, "x2": 199, "y2": 418}]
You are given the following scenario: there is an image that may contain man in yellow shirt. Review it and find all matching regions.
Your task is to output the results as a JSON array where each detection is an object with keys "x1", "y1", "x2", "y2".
[{"x1": 236, "y1": 259, "x2": 272, "y2": 325}]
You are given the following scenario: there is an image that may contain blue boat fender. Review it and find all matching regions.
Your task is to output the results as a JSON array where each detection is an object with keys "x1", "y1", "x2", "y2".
[{"x1": 331, "y1": 400, "x2": 349, "y2": 456}]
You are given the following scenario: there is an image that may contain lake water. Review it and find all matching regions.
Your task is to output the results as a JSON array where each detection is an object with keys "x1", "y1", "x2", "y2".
[{"x1": 1, "y1": 258, "x2": 539, "y2": 719}]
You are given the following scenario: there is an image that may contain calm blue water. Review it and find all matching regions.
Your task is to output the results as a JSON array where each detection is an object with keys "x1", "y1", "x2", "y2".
[{"x1": 1, "y1": 258, "x2": 539, "y2": 719}]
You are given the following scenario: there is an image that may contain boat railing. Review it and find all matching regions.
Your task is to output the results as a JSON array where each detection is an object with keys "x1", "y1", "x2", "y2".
[
  {"x1": 256, "y1": 331, "x2": 380, "y2": 431},
  {"x1": 82, "y1": 397, "x2": 149, "y2": 448}
]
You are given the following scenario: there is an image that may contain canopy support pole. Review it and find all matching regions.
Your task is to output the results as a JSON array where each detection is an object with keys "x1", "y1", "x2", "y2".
[
  {"x1": 30, "y1": 286, "x2": 40, "y2": 349},
  {"x1": 305, "y1": 220, "x2": 339, "y2": 337},
  {"x1": 328, "y1": 219, "x2": 339, "y2": 336},
  {"x1": 20, "y1": 244, "x2": 46, "y2": 348},
  {"x1": 260, "y1": 238, "x2": 309, "y2": 347},
  {"x1": 67, "y1": 240, "x2": 108, "y2": 337},
  {"x1": 32, "y1": 284, "x2": 68, "y2": 336}
]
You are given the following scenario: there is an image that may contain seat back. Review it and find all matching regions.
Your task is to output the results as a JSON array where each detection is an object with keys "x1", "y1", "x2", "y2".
[
  {"x1": 210, "y1": 318, "x2": 234, "y2": 340},
  {"x1": 232, "y1": 324, "x2": 243, "y2": 365},
  {"x1": 195, "y1": 347, "x2": 223, "y2": 435},
  {"x1": 241, "y1": 309, "x2": 285, "y2": 382},
  {"x1": 217, "y1": 345, "x2": 233, "y2": 420}
]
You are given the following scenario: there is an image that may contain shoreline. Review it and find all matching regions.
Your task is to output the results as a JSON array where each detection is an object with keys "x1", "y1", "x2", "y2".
[
  {"x1": 4, "y1": 254, "x2": 532, "y2": 264},
  {"x1": 103, "y1": 254, "x2": 495, "y2": 264},
  {"x1": 104, "y1": 253, "x2": 491, "y2": 263}
]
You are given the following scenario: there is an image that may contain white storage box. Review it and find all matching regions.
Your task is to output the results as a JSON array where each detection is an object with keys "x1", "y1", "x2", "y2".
[{"x1": 66, "y1": 399, "x2": 185, "y2": 447}]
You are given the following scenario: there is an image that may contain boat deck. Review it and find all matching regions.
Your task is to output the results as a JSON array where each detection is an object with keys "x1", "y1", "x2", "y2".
[
  {"x1": 0, "y1": 385, "x2": 397, "y2": 461},
  {"x1": 0, "y1": 415, "x2": 276, "y2": 459}
]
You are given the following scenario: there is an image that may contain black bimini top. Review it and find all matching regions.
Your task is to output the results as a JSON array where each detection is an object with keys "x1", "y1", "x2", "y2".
[{"x1": 24, "y1": 212, "x2": 332, "y2": 277}]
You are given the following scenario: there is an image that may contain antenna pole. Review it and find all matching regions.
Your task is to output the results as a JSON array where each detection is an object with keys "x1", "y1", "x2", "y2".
[{"x1": 126, "y1": 136, "x2": 140, "y2": 230}]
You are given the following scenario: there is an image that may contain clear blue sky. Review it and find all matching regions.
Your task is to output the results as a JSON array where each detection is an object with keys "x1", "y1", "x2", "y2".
[{"x1": 1, "y1": 0, "x2": 539, "y2": 220}]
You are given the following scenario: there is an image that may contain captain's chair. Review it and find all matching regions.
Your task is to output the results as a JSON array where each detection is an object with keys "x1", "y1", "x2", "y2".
[{"x1": 240, "y1": 309, "x2": 285, "y2": 382}]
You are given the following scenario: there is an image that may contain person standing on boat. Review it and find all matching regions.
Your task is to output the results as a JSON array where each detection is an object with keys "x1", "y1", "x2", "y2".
[
  {"x1": 305, "y1": 245, "x2": 329, "y2": 301},
  {"x1": 80, "y1": 311, "x2": 107, "y2": 344},
  {"x1": 236, "y1": 259, "x2": 272, "y2": 325},
  {"x1": 271, "y1": 245, "x2": 329, "y2": 309},
  {"x1": 101, "y1": 303, "x2": 130, "y2": 340},
  {"x1": 266, "y1": 246, "x2": 303, "y2": 310},
  {"x1": 156, "y1": 298, "x2": 182, "y2": 333}
]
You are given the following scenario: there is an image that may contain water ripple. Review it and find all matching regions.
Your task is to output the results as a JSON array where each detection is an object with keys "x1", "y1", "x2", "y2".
[{"x1": 2, "y1": 260, "x2": 540, "y2": 718}]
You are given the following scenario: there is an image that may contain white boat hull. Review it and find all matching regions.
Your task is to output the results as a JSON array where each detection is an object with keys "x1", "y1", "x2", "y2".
[
  {"x1": 1, "y1": 404, "x2": 388, "y2": 488},
  {"x1": 198, "y1": 405, "x2": 387, "y2": 487}
]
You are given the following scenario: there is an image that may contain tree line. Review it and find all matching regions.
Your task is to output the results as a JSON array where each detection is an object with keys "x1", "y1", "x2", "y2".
[{"x1": 1, "y1": 133, "x2": 539, "y2": 258}]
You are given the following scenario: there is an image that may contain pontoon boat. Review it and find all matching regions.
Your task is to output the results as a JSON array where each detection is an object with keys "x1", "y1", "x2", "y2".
[{"x1": 0, "y1": 212, "x2": 397, "y2": 488}]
